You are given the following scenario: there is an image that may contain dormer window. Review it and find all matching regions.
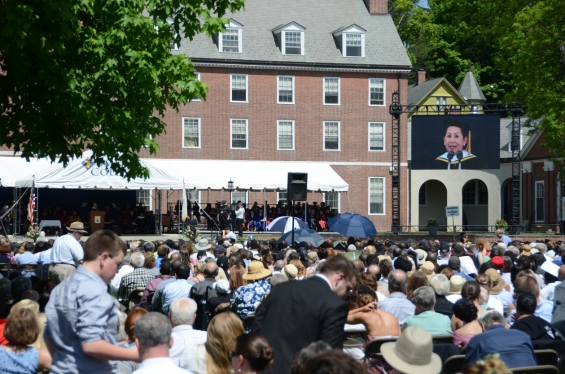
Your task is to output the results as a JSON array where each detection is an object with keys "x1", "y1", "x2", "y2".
[
  {"x1": 219, "y1": 19, "x2": 243, "y2": 53},
  {"x1": 271, "y1": 22, "x2": 306, "y2": 56},
  {"x1": 332, "y1": 24, "x2": 366, "y2": 57}
]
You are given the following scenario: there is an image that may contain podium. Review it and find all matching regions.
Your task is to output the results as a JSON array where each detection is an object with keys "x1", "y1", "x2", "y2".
[{"x1": 89, "y1": 211, "x2": 106, "y2": 234}]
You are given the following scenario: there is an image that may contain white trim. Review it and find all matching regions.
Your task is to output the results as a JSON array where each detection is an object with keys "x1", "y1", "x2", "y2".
[
  {"x1": 282, "y1": 30, "x2": 304, "y2": 56},
  {"x1": 535, "y1": 181, "x2": 544, "y2": 222},
  {"x1": 277, "y1": 75, "x2": 295, "y2": 104},
  {"x1": 323, "y1": 121, "x2": 340, "y2": 151},
  {"x1": 230, "y1": 74, "x2": 248, "y2": 103},
  {"x1": 368, "y1": 78, "x2": 386, "y2": 106},
  {"x1": 323, "y1": 191, "x2": 341, "y2": 213},
  {"x1": 323, "y1": 77, "x2": 340, "y2": 105},
  {"x1": 193, "y1": 61, "x2": 411, "y2": 74},
  {"x1": 182, "y1": 117, "x2": 201, "y2": 148},
  {"x1": 277, "y1": 120, "x2": 295, "y2": 150},
  {"x1": 368, "y1": 122, "x2": 386, "y2": 152},
  {"x1": 368, "y1": 177, "x2": 386, "y2": 215},
  {"x1": 230, "y1": 118, "x2": 249, "y2": 149},
  {"x1": 136, "y1": 190, "x2": 153, "y2": 211},
  {"x1": 192, "y1": 72, "x2": 201, "y2": 101},
  {"x1": 218, "y1": 19, "x2": 243, "y2": 53},
  {"x1": 231, "y1": 190, "x2": 248, "y2": 205},
  {"x1": 343, "y1": 33, "x2": 365, "y2": 58}
]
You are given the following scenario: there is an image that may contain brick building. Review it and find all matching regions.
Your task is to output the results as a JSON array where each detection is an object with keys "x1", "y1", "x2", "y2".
[{"x1": 141, "y1": 0, "x2": 412, "y2": 231}]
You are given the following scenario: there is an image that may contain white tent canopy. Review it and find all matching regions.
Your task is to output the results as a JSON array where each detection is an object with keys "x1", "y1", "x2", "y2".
[
  {"x1": 142, "y1": 159, "x2": 349, "y2": 192},
  {"x1": 12, "y1": 152, "x2": 183, "y2": 190},
  {"x1": 0, "y1": 157, "x2": 54, "y2": 187}
]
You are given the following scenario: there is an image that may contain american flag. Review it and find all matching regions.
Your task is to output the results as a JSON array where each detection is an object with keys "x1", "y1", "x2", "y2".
[{"x1": 27, "y1": 183, "x2": 35, "y2": 224}]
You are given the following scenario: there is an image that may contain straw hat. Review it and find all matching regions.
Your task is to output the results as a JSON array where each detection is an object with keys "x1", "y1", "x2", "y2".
[
  {"x1": 521, "y1": 244, "x2": 531, "y2": 256},
  {"x1": 485, "y1": 268, "x2": 506, "y2": 295},
  {"x1": 282, "y1": 264, "x2": 298, "y2": 280},
  {"x1": 194, "y1": 238, "x2": 212, "y2": 251},
  {"x1": 420, "y1": 261, "x2": 435, "y2": 280},
  {"x1": 381, "y1": 326, "x2": 442, "y2": 374},
  {"x1": 67, "y1": 222, "x2": 87, "y2": 234},
  {"x1": 242, "y1": 261, "x2": 272, "y2": 281},
  {"x1": 448, "y1": 275, "x2": 465, "y2": 295}
]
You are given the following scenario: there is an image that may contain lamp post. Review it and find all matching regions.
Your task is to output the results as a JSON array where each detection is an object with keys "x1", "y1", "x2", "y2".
[
  {"x1": 227, "y1": 179, "x2": 235, "y2": 231},
  {"x1": 227, "y1": 179, "x2": 234, "y2": 204}
]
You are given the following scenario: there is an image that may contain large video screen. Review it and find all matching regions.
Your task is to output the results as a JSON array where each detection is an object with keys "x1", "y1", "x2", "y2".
[{"x1": 411, "y1": 114, "x2": 500, "y2": 170}]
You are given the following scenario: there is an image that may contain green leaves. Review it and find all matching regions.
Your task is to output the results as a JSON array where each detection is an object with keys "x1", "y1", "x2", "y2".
[{"x1": 0, "y1": 0, "x2": 245, "y2": 180}]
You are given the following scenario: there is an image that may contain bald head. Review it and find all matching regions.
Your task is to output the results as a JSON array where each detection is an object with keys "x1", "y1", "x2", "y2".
[
  {"x1": 368, "y1": 264, "x2": 381, "y2": 279},
  {"x1": 559, "y1": 265, "x2": 565, "y2": 281},
  {"x1": 388, "y1": 269, "x2": 408, "y2": 294},
  {"x1": 204, "y1": 262, "x2": 219, "y2": 278},
  {"x1": 427, "y1": 252, "x2": 437, "y2": 263}
]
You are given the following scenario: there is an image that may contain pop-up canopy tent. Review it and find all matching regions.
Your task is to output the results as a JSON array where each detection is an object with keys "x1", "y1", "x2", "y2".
[
  {"x1": 142, "y1": 159, "x2": 349, "y2": 192},
  {"x1": 13, "y1": 151, "x2": 183, "y2": 190}
]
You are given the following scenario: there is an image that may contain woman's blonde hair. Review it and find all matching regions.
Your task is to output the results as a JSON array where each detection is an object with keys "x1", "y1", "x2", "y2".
[
  {"x1": 205, "y1": 312, "x2": 245, "y2": 374},
  {"x1": 365, "y1": 245, "x2": 376, "y2": 255},
  {"x1": 289, "y1": 259, "x2": 307, "y2": 279}
]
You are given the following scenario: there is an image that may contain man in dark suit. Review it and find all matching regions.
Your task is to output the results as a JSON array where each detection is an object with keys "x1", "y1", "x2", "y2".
[{"x1": 252, "y1": 255, "x2": 356, "y2": 374}]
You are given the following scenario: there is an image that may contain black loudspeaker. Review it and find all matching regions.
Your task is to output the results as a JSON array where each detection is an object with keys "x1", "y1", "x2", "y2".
[{"x1": 287, "y1": 172, "x2": 308, "y2": 201}]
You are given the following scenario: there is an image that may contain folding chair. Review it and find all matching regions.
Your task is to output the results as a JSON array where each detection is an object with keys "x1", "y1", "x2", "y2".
[
  {"x1": 442, "y1": 354, "x2": 465, "y2": 374},
  {"x1": 364, "y1": 337, "x2": 398, "y2": 355},
  {"x1": 534, "y1": 350, "x2": 559, "y2": 367},
  {"x1": 127, "y1": 287, "x2": 145, "y2": 312},
  {"x1": 432, "y1": 334, "x2": 454, "y2": 344},
  {"x1": 511, "y1": 365, "x2": 559, "y2": 374},
  {"x1": 242, "y1": 314, "x2": 255, "y2": 329}
]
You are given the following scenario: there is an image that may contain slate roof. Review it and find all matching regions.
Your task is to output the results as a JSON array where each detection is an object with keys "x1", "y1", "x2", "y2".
[
  {"x1": 175, "y1": 0, "x2": 411, "y2": 69},
  {"x1": 407, "y1": 78, "x2": 444, "y2": 106},
  {"x1": 458, "y1": 67, "x2": 486, "y2": 102},
  {"x1": 500, "y1": 117, "x2": 533, "y2": 159}
]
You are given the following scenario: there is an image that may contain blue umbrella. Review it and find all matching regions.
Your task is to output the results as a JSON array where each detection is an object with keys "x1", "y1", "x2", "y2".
[
  {"x1": 267, "y1": 216, "x2": 305, "y2": 233},
  {"x1": 328, "y1": 212, "x2": 377, "y2": 238},
  {"x1": 278, "y1": 228, "x2": 324, "y2": 247}
]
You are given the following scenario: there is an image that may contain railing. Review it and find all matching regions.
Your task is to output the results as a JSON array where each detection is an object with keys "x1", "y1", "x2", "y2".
[{"x1": 395, "y1": 225, "x2": 527, "y2": 234}]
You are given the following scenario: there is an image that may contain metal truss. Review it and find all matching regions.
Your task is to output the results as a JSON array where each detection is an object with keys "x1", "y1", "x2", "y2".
[{"x1": 389, "y1": 95, "x2": 524, "y2": 234}]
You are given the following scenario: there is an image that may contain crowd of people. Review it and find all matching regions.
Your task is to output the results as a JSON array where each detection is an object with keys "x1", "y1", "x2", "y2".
[{"x1": 1, "y1": 227, "x2": 565, "y2": 374}]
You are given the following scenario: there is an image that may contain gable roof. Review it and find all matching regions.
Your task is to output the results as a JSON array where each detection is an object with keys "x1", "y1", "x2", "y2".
[
  {"x1": 175, "y1": 0, "x2": 411, "y2": 69},
  {"x1": 407, "y1": 77, "x2": 467, "y2": 106},
  {"x1": 499, "y1": 117, "x2": 533, "y2": 159},
  {"x1": 458, "y1": 67, "x2": 486, "y2": 102}
]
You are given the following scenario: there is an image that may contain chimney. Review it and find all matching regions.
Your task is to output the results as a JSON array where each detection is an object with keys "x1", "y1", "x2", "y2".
[
  {"x1": 417, "y1": 69, "x2": 426, "y2": 84},
  {"x1": 364, "y1": 0, "x2": 388, "y2": 14}
]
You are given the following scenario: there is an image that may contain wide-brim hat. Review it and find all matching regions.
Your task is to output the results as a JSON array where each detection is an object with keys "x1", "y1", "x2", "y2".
[
  {"x1": 420, "y1": 261, "x2": 435, "y2": 280},
  {"x1": 282, "y1": 264, "x2": 298, "y2": 279},
  {"x1": 67, "y1": 222, "x2": 87, "y2": 234},
  {"x1": 522, "y1": 244, "x2": 531, "y2": 256},
  {"x1": 242, "y1": 261, "x2": 272, "y2": 280},
  {"x1": 485, "y1": 268, "x2": 506, "y2": 295},
  {"x1": 381, "y1": 326, "x2": 442, "y2": 374},
  {"x1": 195, "y1": 238, "x2": 212, "y2": 251},
  {"x1": 448, "y1": 275, "x2": 465, "y2": 295}
]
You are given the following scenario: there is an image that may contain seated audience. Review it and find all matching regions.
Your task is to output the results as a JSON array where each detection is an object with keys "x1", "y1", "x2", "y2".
[
  {"x1": 231, "y1": 333, "x2": 274, "y2": 374},
  {"x1": 510, "y1": 292, "x2": 557, "y2": 341},
  {"x1": 429, "y1": 274, "x2": 453, "y2": 318},
  {"x1": 403, "y1": 286, "x2": 452, "y2": 335},
  {"x1": 180, "y1": 312, "x2": 244, "y2": 374},
  {"x1": 131, "y1": 312, "x2": 187, "y2": 374},
  {"x1": 452, "y1": 298, "x2": 482, "y2": 348},
  {"x1": 451, "y1": 281, "x2": 485, "y2": 331},
  {"x1": 509, "y1": 275, "x2": 553, "y2": 324},
  {"x1": 168, "y1": 298, "x2": 207, "y2": 365},
  {"x1": 406, "y1": 271, "x2": 429, "y2": 303},
  {"x1": 347, "y1": 293, "x2": 400, "y2": 340},
  {"x1": 378, "y1": 269, "x2": 415, "y2": 325},
  {"x1": 208, "y1": 279, "x2": 232, "y2": 318},
  {"x1": 117, "y1": 307, "x2": 148, "y2": 374},
  {"x1": 118, "y1": 252, "x2": 156, "y2": 305},
  {"x1": 0, "y1": 308, "x2": 51, "y2": 373},
  {"x1": 302, "y1": 349, "x2": 367, "y2": 374},
  {"x1": 465, "y1": 310, "x2": 536, "y2": 368},
  {"x1": 140, "y1": 260, "x2": 173, "y2": 307},
  {"x1": 290, "y1": 341, "x2": 332, "y2": 374},
  {"x1": 230, "y1": 262, "x2": 271, "y2": 319},
  {"x1": 161, "y1": 263, "x2": 193, "y2": 314}
]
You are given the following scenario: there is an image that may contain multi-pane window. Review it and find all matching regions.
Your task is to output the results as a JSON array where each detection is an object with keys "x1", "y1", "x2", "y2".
[
  {"x1": 278, "y1": 120, "x2": 294, "y2": 150},
  {"x1": 463, "y1": 180, "x2": 488, "y2": 204},
  {"x1": 186, "y1": 188, "x2": 200, "y2": 204},
  {"x1": 231, "y1": 190, "x2": 247, "y2": 205},
  {"x1": 231, "y1": 119, "x2": 248, "y2": 149},
  {"x1": 324, "y1": 121, "x2": 340, "y2": 150},
  {"x1": 284, "y1": 32, "x2": 302, "y2": 54},
  {"x1": 231, "y1": 74, "x2": 247, "y2": 102},
  {"x1": 182, "y1": 117, "x2": 200, "y2": 148},
  {"x1": 324, "y1": 192, "x2": 339, "y2": 211},
  {"x1": 369, "y1": 178, "x2": 384, "y2": 214},
  {"x1": 278, "y1": 191, "x2": 287, "y2": 203},
  {"x1": 278, "y1": 76, "x2": 294, "y2": 103},
  {"x1": 324, "y1": 78, "x2": 340, "y2": 105},
  {"x1": 436, "y1": 97, "x2": 447, "y2": 111},
  {"x1": 136, "y1": 190, "x2": 151, "y2": 210},
  {"x1": 222, "y1": 29, "x2": 240, "y2": 52},
  {"x1": 345, "y1": 34, "x2": 362, "y2": 56},
  {"x1": 369, "y1": 122, "x2": 384, "y2": 151},
  {"x1": 369, "y1": 78, "x2": 385, "y2": 105},
  {"x1": 535, "y1": 181, "x2": 544, "y2": 222}
]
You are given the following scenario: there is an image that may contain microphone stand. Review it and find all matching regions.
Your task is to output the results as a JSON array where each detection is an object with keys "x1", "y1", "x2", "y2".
[
  {"x1": 201, "y1": 208, "x2": 221, "y2": 242},
  {"x1": 457, "y1": 151, "x2": 463, "y2": 170},
  {"x1": 447, "y1": 151, "x2": 455, "y2": 170}
]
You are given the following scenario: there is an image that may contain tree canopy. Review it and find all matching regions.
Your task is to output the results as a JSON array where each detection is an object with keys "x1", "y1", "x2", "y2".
[{"x1": 0, "y1": 0, "x2": 245, "y2": 179}]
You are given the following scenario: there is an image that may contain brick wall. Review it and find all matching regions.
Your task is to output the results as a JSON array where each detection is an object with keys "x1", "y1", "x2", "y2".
[
  {"x1": 522, "y1": 162, "x2": 559, "y2": 224},
  {"x1": 363, "y1": 0, "x2": 388, "y2": 14}
]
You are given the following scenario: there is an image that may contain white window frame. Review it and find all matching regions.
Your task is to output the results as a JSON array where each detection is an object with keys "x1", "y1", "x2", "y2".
[
  {"x1": 277, "y1": 75, "x2": 295, "y2": 104},
  {"x1": 368, "y1": 78, "x2": 386, "y2": 106},
  {"x1": 231, "y1": 190, "x2": 248, "y2": 205},
  {"x1": 230, "y1": 118, "x2": 248, "y2": 149},
  {"x1": 218, "y1": 19, "x2": 243, "y2": 53},
  {"x1": 435, "y1": 96, "x2": 448, "y2": 111},
  {"x1": 368, "y1": 122, "x2": 385, "y2": 151},
  {"x1": 136, "y1": 190, "x2": 152, "y2": 211},
  {"x1": 182, "y1": 117, "x2": 201, "y2": 148},
  {"x1": 323, "y1": 77, "x2": 341, "y2": 106},
  {"x1": 277, "y1": 120, "x2": 295, "y2": 150},
  {"x1": 535, "y1": 181, "x2": 544, "y2": 222},
  {"x1": 323, "y1": 121, "x2": 340, "y2": 151},
  {"x1": 323, "y1": 192, "x2": 340, "y2": 212},
  {"x1": 368, "y1": 177, "x2": 386, "y2": 215},
  {"x1": 186, "y1": 188, "x2": 201, "y2": 204},
  {"x1": 282, "y1": 32, "x2": 304, "y2": 55},
  {"x1": 192, "y1": 72, "x2": 201, "y2": 101},
  {"x1": 277, "y1": 191, "x2": 288, "y2": 202},
  {"x1": 230, "y1": 74, "x2": 248, "y2": 103},
  {"x1": 343, "y1": 33, "x2": 365, "y2": 57}
]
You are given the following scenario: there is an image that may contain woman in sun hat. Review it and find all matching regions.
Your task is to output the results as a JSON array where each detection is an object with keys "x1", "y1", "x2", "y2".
[{"x1": 230, "y1": 262, "x2": 272, "y2": 320}]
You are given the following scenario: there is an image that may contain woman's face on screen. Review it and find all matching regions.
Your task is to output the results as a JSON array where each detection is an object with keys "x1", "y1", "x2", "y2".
[{"x1": 443, "y1": 126, "x2": 467, "y2": 153}]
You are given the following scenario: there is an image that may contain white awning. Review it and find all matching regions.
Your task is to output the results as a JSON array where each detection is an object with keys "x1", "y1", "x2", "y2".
[
  {"x1": 12, "y1": 152, "x2": 183, "y2": 190},
  {"x1": 0, "y1": 157, "x2": 54, "y2": 187},
  {"x1": 142, "y1": 159, "x2": 349, "y2": 192}
]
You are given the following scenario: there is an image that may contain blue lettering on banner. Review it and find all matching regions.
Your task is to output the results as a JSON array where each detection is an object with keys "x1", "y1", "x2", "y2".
[{"x1": 90, "y1": 161, "x2": 115, "y2": 177}]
